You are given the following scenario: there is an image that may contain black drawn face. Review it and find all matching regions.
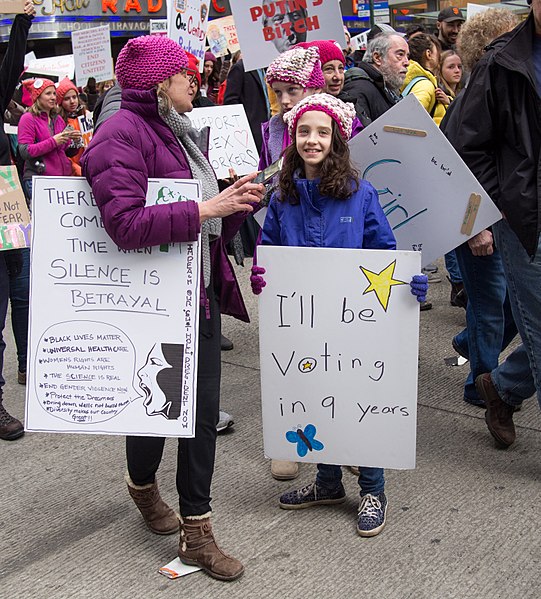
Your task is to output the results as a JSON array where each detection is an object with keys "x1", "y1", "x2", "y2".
[{"x1": 137, "y1": 343, "x2": 183, "y2": 420}]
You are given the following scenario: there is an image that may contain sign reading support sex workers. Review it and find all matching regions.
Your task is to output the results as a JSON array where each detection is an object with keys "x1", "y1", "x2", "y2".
[
  {"x1": 72, "y1": 25, "x2": 114, "y2": 87},
  {"x1": 229, "y1": 0, "x2": 347, "y2": 72},
  {"x1": 258, "y1": 246, "x2": 420, "y2": 470},
  {"x1": 348, "y1": 95, "x2": 502, "y2": 267},
  {"x1": 168, "y1": 0, "x2": 209, "y2": 70},
  {"x1": 187, "y1": 104, "x2": 259, "y2": 179},
  {"x1": 26, "y1": 177, "x2": 201, "y2": 438}
]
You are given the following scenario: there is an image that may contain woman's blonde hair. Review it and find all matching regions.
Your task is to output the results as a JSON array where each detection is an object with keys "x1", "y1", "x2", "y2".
[
  {"x1": 156, "y1": 77, "x2": 173, "y2": 114},
  {"x1": 28, "y1": 88, "x2": 60, "y2": 117},
  {"x1": 457, "y1": 8, "x2": 519, "y2": 73}
]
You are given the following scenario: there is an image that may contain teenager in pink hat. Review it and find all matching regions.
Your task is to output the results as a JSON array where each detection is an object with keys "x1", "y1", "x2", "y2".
[{"x1": 251, "y1": 94, "x2": 427, "y2": 537}]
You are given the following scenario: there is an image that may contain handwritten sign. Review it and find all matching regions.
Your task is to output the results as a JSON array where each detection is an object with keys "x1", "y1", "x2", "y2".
[
  {"x1": 26, "y1": 176, "x2": 201, "y2": 437},
  {"x1": 78, "y1": 112, "x2": 93, "y2": 147},
  {"x1": 206, "y1": 15, "x2": 240, "y2": 57},
  {"x1": 168, "y1": 0, "x2": 209, "y2": 70},
  {"x1": 258, "y1": 246, "x2": 420, "y2": 470},
  {"x1": 0, "y1": 166, "x2": 31, "y2": 250},
  {"x1": 348, "y1": 95, "x2": 502, "y2": 267},
  {"x1": 187, "y1": 104, "x2": 259, "y2": 179},
  {"x1": 229, "y1": 0, "x2": 346, "y2": 71},
  {"x1": 26, "y1": 55, "x2": 75, "y2": 81},
  {"x1": 0, "y1": 0, "x2": 25, "y2": 13},
  {"x1": 71, "y1": 25, "x2": 114, "y2": 87}
]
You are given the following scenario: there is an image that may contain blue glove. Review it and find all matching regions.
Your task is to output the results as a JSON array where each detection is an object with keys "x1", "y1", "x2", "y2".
[{"x1": 409, "y1": 274, "x2": 428, "y2": 303}]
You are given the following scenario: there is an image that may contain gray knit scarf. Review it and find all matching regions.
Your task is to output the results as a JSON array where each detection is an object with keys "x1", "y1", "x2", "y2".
[{"x1": 159, "y1": 103, "x2": 221, "y2": 287}]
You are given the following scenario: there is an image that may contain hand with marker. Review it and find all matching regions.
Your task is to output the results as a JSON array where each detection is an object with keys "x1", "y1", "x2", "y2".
[
  {"x1": 250, "y1": 265, "x2": 266, "y2": 295},
  {"x1": 409, "y1": 274, "x2": 428, "y2": 303}
]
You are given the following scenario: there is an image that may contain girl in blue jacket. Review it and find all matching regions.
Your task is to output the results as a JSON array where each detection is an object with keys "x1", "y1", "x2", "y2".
[{"x1": 251, "y1": 93, "x2": 427, "y2": 537}]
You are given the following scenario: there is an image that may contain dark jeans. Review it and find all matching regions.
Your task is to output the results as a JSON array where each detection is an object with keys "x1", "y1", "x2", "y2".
[
  {"x1": 9, "y1": 247, "x2": 29, "y2": 373},
  {"x1": 0, "y1": 255, "x2": 10, "y2": 392},
  {"x1": 127, "y1": 286, "x2": 221, "y2": 517},
  {"x1": 317, "y1": 464, "x2": 385, "y2": 496},
  {"x1": 453, "y1": 241, "x2": 518, "y2": 403}
]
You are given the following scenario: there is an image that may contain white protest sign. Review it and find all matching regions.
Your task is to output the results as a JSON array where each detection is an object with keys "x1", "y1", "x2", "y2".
[
  {"x1": 258, "y1": 246, "x2": 420, "y2": 470},
  {"x1": 348, "y1": 95, "x2": 502, "y2": 267},
  {"x1": 467, "y1": 3, "x2": 490, "y2": 18},
  {"x1": 72, "y1": 25, "x2": 114, "y2": 87},
  {"x1": 187, "y1": 104, "x2": 259, "y2": 179},
  {"x1": 229, "y1": 0, "x2": 347, "y2": 72},
  {"x1": 26, "y1": 177, "x2": 201, "y2": 437},
  {"x1": 168, "y1": 0, "x2": 209, "y2": 70},
  {"x1": 26, "y1": 55, "x2": 75, "y2": 80},
  {"x1": 206, "y1": 15, "x2": 240, "y2": 57}
]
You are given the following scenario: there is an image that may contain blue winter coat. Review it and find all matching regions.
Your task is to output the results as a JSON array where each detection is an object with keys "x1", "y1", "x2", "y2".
[{"x1": 261, "y1": 177, "x2": 396, "y2": 250}]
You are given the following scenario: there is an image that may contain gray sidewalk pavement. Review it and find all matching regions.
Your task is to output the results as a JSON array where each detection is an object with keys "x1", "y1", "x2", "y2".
[{"x1": 2, "y1": 260, "x2": 540, "y2": 598}]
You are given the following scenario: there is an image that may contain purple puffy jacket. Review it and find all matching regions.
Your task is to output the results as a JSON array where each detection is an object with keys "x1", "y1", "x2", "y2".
[{"x1": 81, "y1": 87, "x2": 249, "y2": 322}]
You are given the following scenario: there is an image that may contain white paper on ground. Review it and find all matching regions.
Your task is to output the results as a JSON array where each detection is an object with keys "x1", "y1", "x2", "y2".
[{"x1": 158, "y1": 557, "x2": 201, "y2": 579}]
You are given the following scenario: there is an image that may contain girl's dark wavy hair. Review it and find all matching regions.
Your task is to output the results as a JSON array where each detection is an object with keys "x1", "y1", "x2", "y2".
[{"x1": 278, "y1": 120, "x2": 359, "y2": 205}]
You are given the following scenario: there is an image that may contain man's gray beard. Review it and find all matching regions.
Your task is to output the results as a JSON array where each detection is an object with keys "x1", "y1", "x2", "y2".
[{"x1": 379, "y1": 64, "x2": 405, "y2": 94}]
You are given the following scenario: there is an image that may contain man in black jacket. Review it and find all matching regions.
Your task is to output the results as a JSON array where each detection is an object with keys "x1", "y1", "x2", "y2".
[
  {"x1": 340, "y1": 32, "x2": 409, "y2": 126},
  {"x1": 0, "y1": 1, "x2": 35, "y2": 440},
  {"x1": 452, "y1": 5, "x2": 541, "y2": 448}
]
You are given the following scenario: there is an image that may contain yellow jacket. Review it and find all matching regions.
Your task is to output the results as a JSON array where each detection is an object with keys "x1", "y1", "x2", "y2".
[{"x1": 400, "y1": 61, "x2": 447, "y2": 126}]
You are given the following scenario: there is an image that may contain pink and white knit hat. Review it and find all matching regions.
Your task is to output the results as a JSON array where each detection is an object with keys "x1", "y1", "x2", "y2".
[
  {"x1": 115, "y1": 35, "x2": 189, "y2": 90},
  {"x1": 283, "y1": 93, "x2": 356, "y2": 140},
  {"x1": 265, "y1": 46, "x2": 325, "y2": 89}
]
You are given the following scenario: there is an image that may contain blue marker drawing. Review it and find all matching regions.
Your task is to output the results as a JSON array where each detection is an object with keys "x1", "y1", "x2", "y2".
[{"x1": 286, "y1": 424, "x2": 324, "y2": 458}]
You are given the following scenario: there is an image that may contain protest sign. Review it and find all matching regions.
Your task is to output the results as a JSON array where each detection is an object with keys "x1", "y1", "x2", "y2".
[
  {"x1": 72, "y1": 25, "x2": 114, "y2": 87},
  {"x1": 78, "y1": 112, "x2": 94, "y2": 148},
  {"x1": 168, "y1": 0, "x2": 209, "y2": 70},
  {"x1": 229, "y1": 0, "x2": 347, "y2": 71},
  {"x1": 0, "y1": 166, "x2": 30, "y2": 250},
  {"x1": 26, "y1": 177, "x2": 201, "y2": 437},
  {"x1": 206, "y1": 15, "x2": 240, "y2": 57},
  {"x1": 467, "y1": 3, "x2": 489, "y2": 18},
  {"x1": 26, "y1": 55, "x2": 75, "y2": 81},
  {"x1": 187, "y1": 104, "x2": 259, "y2": 179},
  {"x1": 348, "y1": 94, "x2": 502, "y2": 267},
  {"x1": 0, "y1": 0, "x2": 25, "y2": 13},
  {"x1": 258, "y1": 246, "x2": 420, "y2": 469}
]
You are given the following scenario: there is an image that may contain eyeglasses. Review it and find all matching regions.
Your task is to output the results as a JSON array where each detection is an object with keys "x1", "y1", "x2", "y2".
[{"x1": 187, "y1": 72, "x2": 198, "y2": 86}]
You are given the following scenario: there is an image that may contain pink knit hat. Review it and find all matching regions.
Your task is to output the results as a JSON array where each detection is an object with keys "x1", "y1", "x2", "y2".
[
  {"x1": 283, "y1": 93, "x2": 356, "y2": 140},
  {"x1": 295, "y1": 40, "x2": 345, "y2": 66},
  {"x1": 56, "y1": 77, "x2": 78, "y2": 105},
  {"x1": 115, "y1": 35, "x2": 189, "y2": 90},
  {"x1": 21, "y1": 78, "x2": 56, "y2": 104},
  {"x1": 265, "y1": 46, "x2": 325, "y2": 89}
]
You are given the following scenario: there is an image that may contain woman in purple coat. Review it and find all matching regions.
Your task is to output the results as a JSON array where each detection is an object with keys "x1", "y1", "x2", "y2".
[{"x1": 82, "y1": 36, "x2": 264, "y2": 582}]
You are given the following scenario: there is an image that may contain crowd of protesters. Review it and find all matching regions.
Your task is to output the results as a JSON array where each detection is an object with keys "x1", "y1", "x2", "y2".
[{"x1": 0, "y1": 0, "x2": 540, "y2": 583}]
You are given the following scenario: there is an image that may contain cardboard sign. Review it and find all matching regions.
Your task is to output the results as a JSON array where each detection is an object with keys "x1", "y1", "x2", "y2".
[
  {"x1": 0, "y1": 0, "x2": 25, "y2": 13},
  {"x1": 26, "y1": 177, "x2": 201, "y2": 437},
  {"x1": 206, "y1": 15, "x2": 240, "y2": 57},
  {"x1": 229, "y1": 0, "x2": 347, "y2": 71},
  {"x1": 72, "y1": 25, "x2": 114, "y2": 87},
  {"x1": 258, "y1": 246, "x2": 420, "y2": 470},
  {"x1": 168, "y1": 0, "x2": 209, "y2": 70},
  {"x1": 187, "y1": 104, "x2": 259, "y2": 179},
  {"x1": 0, "y1": 166, "x2": 31, "y2": 250},
  {"x1": 348, "y1": 95, "x2": 502, "y2": 267}
]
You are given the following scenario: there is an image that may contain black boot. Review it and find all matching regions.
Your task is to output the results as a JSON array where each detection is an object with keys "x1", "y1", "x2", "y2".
[{"x1": 448, "y1": 277, "x2": 468, "y2": 309}]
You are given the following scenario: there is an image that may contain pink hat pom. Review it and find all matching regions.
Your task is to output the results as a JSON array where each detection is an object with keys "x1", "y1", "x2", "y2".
[
  {"x1": 265, "y1": 46, "x2": 325, "y2": 89},
  {"x1": 115, "y1": 35, "x2": 189, "y2": 91},
  {"x1": 283, "y1": 93, "x2": 356, "y2": 140}
]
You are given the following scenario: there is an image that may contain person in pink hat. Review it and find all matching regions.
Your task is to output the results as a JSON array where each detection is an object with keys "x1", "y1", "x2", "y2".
[
  {"x1": 296, "y1": 40, "x2": 347, "y2": 96},
  {"x1": 250, "y1": 93, "x2": 428, "y2": 537},
  {"x1": 82, "y1": 34, "x2": 264, "y2": 582}
]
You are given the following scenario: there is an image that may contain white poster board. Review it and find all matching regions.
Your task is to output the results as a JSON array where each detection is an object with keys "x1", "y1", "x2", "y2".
[
  {"x1": 348, "y1": 95, "x2": 502, "y2": 267},
  {"x1": 229, "y1": 0, "x2": 347, "y2": 72},
  {"x1": 467, "y1": 3, "x2": 490, "y2": 18},
  {"x1": 258, "y1": 246, "x2": 420, "y2": 470},
  {"x1": 187, "y1": 104, "x2": 259, "y2": 179},
  {"x1": 72, "y1": 25, "x2": 114, "y2": 87},
  {"x1": 26, "y1": 177, "x2": 201, "y2": 437},
  {"x1": 26, "y1": 55, "x2": 75, "y2": 80},
  {"x1": 168, "y1": 0, "x2": 209, "y2": 70},
  {"x1": 206, "y1": 15, "x2": 240, "y2": 57}
]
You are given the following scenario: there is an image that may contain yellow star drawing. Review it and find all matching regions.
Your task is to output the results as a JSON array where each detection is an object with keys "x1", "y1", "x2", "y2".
[{"x1": 360, "y1": 260, "x2": 407, "y2": 311}]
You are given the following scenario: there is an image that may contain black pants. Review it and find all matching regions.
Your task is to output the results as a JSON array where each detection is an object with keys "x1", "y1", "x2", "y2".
[{"x1": 126, "y1": 287, "x2": 221, "y2": 517}]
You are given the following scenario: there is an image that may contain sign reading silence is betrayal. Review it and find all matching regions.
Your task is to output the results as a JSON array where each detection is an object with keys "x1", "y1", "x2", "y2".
[
  {"x1": 258, "y1": 246, "x2": 421, "y2": 470},
  {"x1": 348, "y1": 95, "x2": 502, "y2": 267},
  {"x1": 0, "y1": 166, "x2": 31, "y2": 250},
  {"x1": 229, "y1": 0, "x2": 346, "y2": 72},
  {"x1": 26, "y1": 176, "x2": 201, "y2": 438},
  {"x1": 187, "y1": 104, "x2": 259, "y2": 179}
]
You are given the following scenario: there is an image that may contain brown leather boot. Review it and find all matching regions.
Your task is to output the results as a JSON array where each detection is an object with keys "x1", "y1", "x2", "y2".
[
  {"x1": 125, "y1": 474, "x2": 179, "y2": 535},
  {"x1": 0, "y1": 400, "x2": 24, "y2": 441},
  {"x1": 475, "y1": 374, "x2": 516, "y2": 448},
  {"x1": 178, "y1": 514, "x2": 244, "y2": 581}
]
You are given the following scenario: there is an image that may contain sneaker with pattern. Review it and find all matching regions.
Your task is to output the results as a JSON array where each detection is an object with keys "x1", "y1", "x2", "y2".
[
  {"x1": 357, "y1": 492, "x2": 387, "y2": 537},
  {"x1": 279, "y1": 481, "x2": 346, "y2": 510}
]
